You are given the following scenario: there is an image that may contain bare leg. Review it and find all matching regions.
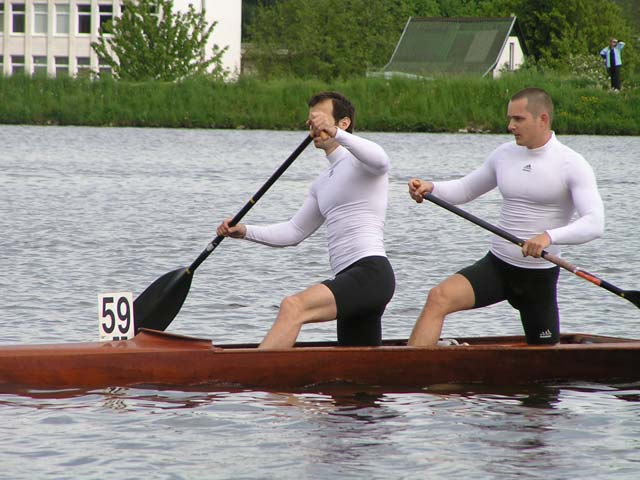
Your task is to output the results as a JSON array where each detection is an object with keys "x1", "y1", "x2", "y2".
[
  {"x1": 259, "y1": 284, "x2": 337, "y2": 349},
  {"x1": 408, "y1": 274, "x2": 475, "y2": 347}
]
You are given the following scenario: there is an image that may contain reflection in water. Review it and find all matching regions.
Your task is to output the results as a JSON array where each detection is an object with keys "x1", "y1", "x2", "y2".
[{"x1": 0, "y1": 381, "x2": 637, "y2": 478}]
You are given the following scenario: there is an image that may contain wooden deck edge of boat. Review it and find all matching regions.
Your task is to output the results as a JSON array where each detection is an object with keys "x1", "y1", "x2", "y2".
[
  {"x1": 135, "y1": 328, "x2": 212, "y2": 348},
  {"x1": 210, "y1": 332, "x2": 640, "y2": 351},
  {"x1": 0, "y1": 330, "x2": 637, "y2": 355}
]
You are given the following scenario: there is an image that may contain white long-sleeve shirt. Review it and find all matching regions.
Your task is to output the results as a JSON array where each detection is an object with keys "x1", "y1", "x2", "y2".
[
  {"x1": 245, "y1": 128, "x2": 389, "y2": 274},
  {"x1": 433, "y1": 133, "x2": 605, "y2": 268}
]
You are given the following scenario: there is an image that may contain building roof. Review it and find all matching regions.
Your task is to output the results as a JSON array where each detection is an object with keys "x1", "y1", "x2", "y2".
[{"x1": 382, "y1": 17, "x2": 528, "y2": 77}]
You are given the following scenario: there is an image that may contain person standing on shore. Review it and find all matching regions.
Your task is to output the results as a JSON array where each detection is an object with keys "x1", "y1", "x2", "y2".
[
  {"x1": 600, "y1": 37, "x2": 625, "y2": 91},
  {"x1": 217, "y1": 91, "x2": 395, "y2": 349},
  {"x1": 407, "y1": 87, "x2": 605, "y2": 347}
]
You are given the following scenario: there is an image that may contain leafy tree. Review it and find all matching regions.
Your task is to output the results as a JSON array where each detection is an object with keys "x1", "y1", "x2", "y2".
[
  {"x1": 507, "y1": 0, "x2": 633, "y2": 69},
  {"x1": 248, "y1": 0, "x2": 417, "y2": 80},
  {"x1": 468, "y1": 0, "x2": 638, "y2": 73},
  {"x1": 242, "y1": 0, "x2": 277, "y2": 41},
  {"x1": 92, "y1": 0, "x2": 228, "y2": 81}
]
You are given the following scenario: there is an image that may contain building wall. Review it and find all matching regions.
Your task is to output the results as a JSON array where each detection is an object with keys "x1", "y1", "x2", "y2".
[
  {"x1": 174, "y1": 0, "x2": 241, "y2": 77},
  {"x1": 0, "y1": 0, "x2": 241, "y2": 77},
  {"x1": 492, "y1": 35, "x2": 525, "y2": 78}
]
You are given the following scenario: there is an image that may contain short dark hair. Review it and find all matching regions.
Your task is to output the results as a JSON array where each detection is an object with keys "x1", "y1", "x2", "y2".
[
  {"x1": 308, "y1": 91, "x2": 355, "y2": 132},
  {"x1": 511, "y1": 87, "x2": 554, "y2": 124}
]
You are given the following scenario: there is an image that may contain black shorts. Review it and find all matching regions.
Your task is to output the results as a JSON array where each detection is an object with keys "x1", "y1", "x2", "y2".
[
  {"x1": 458, "y1": 252, "x2": 560, "y2": 345},
  {"x1": 322, "y1": 256, "x2": 395, "y2": 347}
]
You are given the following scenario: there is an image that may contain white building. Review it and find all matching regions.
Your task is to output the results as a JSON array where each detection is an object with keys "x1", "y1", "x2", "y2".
[{"x1": 0, "y1": 0, "x2": 241, "y2": 77}]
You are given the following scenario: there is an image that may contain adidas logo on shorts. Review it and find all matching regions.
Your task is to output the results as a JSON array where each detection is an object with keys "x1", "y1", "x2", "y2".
[{"x1": 539, "y1": 329, "x2": 553, "y2": 339}]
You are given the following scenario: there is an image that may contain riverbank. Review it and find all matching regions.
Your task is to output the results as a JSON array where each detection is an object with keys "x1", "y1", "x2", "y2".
[{"x1": 1, "y1": 72, "x2": 638, "y2": 134}]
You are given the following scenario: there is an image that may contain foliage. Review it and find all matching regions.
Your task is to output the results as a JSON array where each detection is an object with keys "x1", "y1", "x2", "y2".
[
  {"x1": 247, "y1": 0, "x2": 639, "y2": 80},
  {"x1": 242, "y1": 0, "x2": 277, "y2": 41},
  {"x1": 248, "y1": 0, "x2": 417, "y2": 80},
  {"x1": 1, "y1": 73, "x2": 639, "y2": 134},
  {"x1": 92, "y1": 0, "x2": 228, "y2": 81},
  {"x1": 503, "y1": 0, "x2": 636, "y2": 73},
  {"x1": 520, "y1": 52, "x2": 609, "y2": 89}
]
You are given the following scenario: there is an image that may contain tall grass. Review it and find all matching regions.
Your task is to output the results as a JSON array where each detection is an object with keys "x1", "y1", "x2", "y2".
[{"x1": 0, "y1": 71, "x2": 638, "y2": 134}]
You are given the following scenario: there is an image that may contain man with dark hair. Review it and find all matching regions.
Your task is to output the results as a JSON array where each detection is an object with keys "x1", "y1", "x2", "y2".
[
  {"x1": 217, "y1": 91, "x2": 395, "y2": 349},
  {"x1": 407, "y1": 87, "x2": 604, "y2": 346},
  {"x1": 600, "y1": 37, "x2": 625, "y2": 90}
]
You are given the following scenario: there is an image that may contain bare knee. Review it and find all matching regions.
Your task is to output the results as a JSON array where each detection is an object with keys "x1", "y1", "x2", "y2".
[
  {"x1": 426, "y1": 284, "x2": 449, "y2": 309},
  {"x1": 279, "y1": 295, "x2": 304, "y2": 322},
  {"x1": 426, "y1": 281, "x2": 470, "y2": 314}
]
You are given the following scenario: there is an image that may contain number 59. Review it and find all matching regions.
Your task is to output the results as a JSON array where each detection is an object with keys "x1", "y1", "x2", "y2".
[{"x1": 98, "y1": 292, "x2": 135, "y2": 341}]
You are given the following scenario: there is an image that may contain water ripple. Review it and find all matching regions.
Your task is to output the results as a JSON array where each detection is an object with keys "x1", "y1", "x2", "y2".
[{"x1": 1, "y1": 127, "x2": 639, "y2": 479}]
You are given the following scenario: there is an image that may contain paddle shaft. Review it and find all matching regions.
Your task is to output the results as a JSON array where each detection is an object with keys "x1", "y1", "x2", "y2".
[
  {"x1": 133, "y1": 134, "x2": 314, "y2": 332},
  {"x1": 188, "y1": 135, "x2": 313, "y2": 273},
  {"x1": 424, "y1": 192, "x2": 637, "y2": 303}
]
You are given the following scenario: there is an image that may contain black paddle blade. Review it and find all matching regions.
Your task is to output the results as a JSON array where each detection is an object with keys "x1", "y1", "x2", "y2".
[
  {"x1": 622, "y1": 290, "x2": 640, "y2": 309},
  {"x1": 133, "y1": 268, "x2": 193, "y2": 332}
]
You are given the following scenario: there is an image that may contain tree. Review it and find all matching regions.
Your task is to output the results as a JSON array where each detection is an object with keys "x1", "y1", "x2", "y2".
[
  {"x1": 242, "y1": 0, "x2": 278, "y2": 41},
  {"x1": 464, "y1": 0, "x2": 638, "y2": 73},
  {"x1": 248, "y1": 0, "x2": 417, "y2": 80},
  {"x1": 92, "y1": 0, "x2": 228, "y2": 81}
]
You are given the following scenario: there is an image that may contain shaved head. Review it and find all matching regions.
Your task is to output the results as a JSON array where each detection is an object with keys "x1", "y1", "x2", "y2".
[{"x1": 511, "y1": 87, "x2": 554, "y2": 124}]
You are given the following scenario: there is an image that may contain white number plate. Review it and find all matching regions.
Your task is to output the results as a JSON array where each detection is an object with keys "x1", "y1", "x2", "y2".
[{"x1": 98, "y1": 292, "x2": 135, "y2": 341}]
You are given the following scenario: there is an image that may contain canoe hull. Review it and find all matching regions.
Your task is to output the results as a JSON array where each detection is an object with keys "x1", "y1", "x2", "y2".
[{"x1": 0, "y1": 329, "x2": 638, "y2": 390}]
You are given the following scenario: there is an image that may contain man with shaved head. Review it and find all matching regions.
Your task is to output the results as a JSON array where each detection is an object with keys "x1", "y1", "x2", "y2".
[{"x1": 407, "y1": 87, "x2": 605, "y2": 346}]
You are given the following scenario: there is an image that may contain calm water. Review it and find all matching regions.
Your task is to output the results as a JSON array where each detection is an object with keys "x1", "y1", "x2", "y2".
[{"x1": 1, "y1": 126, "x2": 639, "y2": 479}]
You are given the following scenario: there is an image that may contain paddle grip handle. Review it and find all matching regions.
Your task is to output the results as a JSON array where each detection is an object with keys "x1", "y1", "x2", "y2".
[{"x1": 188, "y1": 135, "x2": 313, "y2": 273}]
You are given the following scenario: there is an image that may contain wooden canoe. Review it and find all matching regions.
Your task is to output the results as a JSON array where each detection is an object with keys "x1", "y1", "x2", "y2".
[{"x1": 0, "y1": 329, "x2": 638, "y2": 391}]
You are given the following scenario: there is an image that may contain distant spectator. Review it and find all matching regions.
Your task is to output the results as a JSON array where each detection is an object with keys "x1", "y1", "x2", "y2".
[{"x1": 600, "y1": 38, "x2": 625, "y2": 90}]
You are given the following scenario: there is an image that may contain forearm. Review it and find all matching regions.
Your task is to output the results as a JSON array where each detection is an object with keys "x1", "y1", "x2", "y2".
[
  {"x1": 547, "y1": 213, "x2": 604, "y2": 245},
  {"x1": 548, "y1": 180, "x2": 605, "y2": 245},
  {"x1": 433, "y1": 164, "x2": 496, "y2": 205},
  {"x1": 245, "y1": 221, "x2": 309, "y2": 247},
  {"x1": 245, "y1": 194, "x2": 324, "y2": 247}
]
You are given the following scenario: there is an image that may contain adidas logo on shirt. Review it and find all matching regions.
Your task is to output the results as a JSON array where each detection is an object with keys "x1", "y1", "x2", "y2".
[{"x1": 522, "y1": 164, "x2": 532, "y2": 172}]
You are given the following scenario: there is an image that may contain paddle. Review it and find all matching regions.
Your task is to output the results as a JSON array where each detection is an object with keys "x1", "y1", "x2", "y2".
[
  {"x1": 424, "y1": 192, "x2": 640, "y2": 309},
  {"x1": 133, "y1": 135, "x2": 314, "y2": 332}
]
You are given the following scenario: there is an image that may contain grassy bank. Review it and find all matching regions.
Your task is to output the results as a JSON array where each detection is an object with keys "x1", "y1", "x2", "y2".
[{"x1": 0, "y1": 72, "x2": 639, "y2": 134}]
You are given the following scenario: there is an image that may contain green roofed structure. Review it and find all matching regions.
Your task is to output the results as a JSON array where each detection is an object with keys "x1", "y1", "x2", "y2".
[{"x1": 374, "y1": 17, "x2": 528, "y2": 79}]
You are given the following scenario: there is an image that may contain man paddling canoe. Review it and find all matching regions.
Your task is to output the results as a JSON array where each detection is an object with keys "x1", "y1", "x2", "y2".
[
  {"x1": 408, "y1": 87, "x2": 605, "y2": 347},
  {"x1": 217, "y1": 91, "x2": 395, "y2": 349}
]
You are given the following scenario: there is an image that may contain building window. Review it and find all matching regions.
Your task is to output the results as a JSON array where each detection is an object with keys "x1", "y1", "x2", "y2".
[
  {"x1": 98, "y1": 58, "x2": 112, "y2": 77},
  {"x1": 509, "y1": 42, "x2": 515, "y2": 71},
  {"x1": 0, "y1": 4, "x2": 4, "y2": 33},
  {"x1": 34, "y1": 3, "x2": 48, "y2": 34},
  {"x1": 99, "y1": 4, "x2": 113, "y2": 33},
  {"x1": 55, "y1": 56, "x2": 69, "y2": 76},
  {"x1": 11, "y1": 55, "x2": 25, "y2": 74},
  {"x1": 33, "y1": 55, "x2": 48, "y2": 75},
  {"x1": 12, "y1": 3, "x2": 26, "y2": 33},
  {"x1": 77, "y1": 4, "x2": 91, "y2": 34},
  {"x1": 76, "y1": 56, "x2": 91, "y2": 77},
  {"x1": 56, "y1": 4, "x2": 69, "y2": 34}
]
